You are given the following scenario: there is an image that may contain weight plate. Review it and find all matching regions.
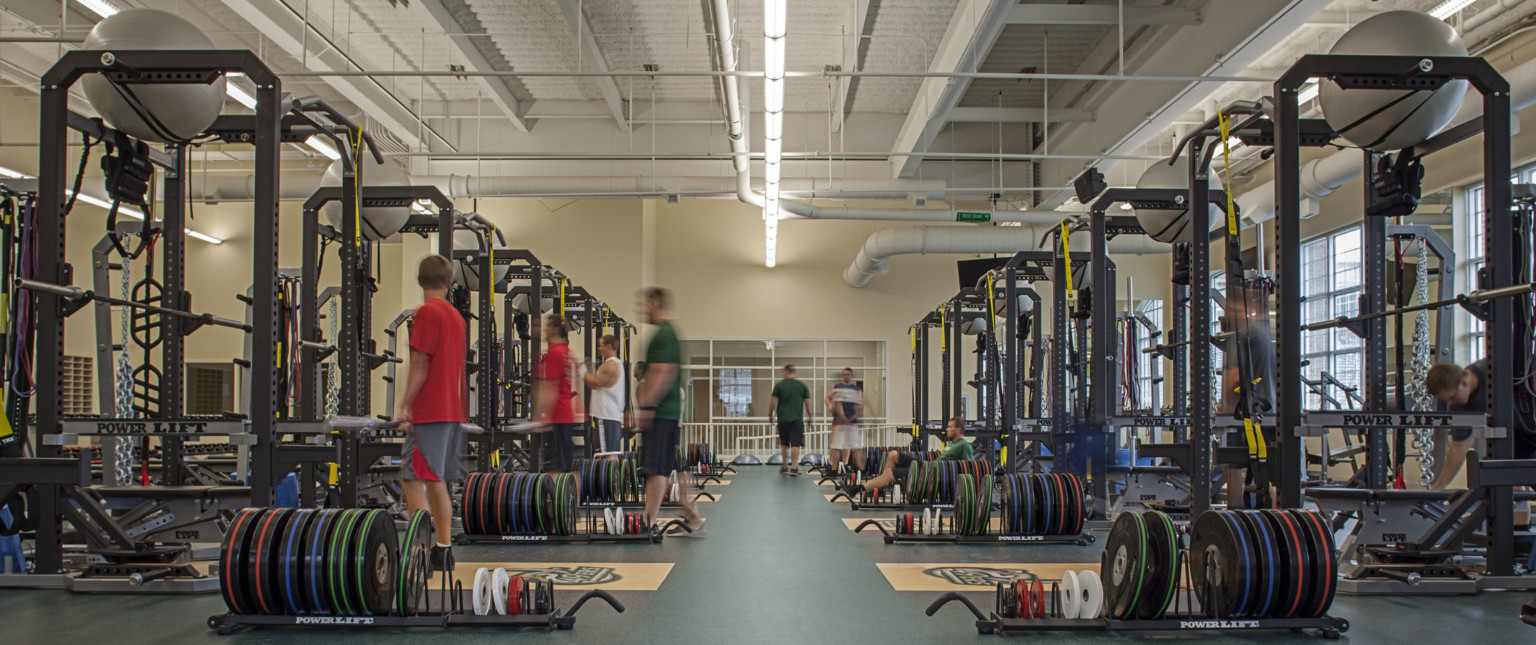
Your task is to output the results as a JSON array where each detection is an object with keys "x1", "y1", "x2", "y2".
[
  {"x1": 492, "y1": 568, "x2": 510, "y2": 615},
  {"x1": 303, "y1": 508, "x2": 341, "y2": 615},
  {"x1": 472, "y1": 567, "x2": 492, "y2": 615},
  {"x1": 522, "y1": 576, "x2": 533, "y2": 615},
  {"x1": 1029, "y1": 578, "x2": 1045, "y2": 619},
  {"x1": 1137, "y1": 510, "x2": 1179, "y2": 620},
  {"x1": 327, "y1": 509, "x2": 363, "y2": 615},
  {"x1": 1016, "y1": 474, "x2": 1035, "y2": 536},
  {"x1": 996, "y1": 581, "x2": 1008, "y2": 618},
  {"x1": 1079, "y1": 569, "x2": 1104, "y2": 620},
  {"x1": 1260, "y1": 509, "x2": 1307, "y2": 619},
  {"x1": 1009, "y1": 579, "x2": 1023, "y2": 618},
  {"x1": 462, "y1": 473, "x2": 481, "y2": 536},
  {"x1": 1102, "y1": 511, "x2": 1147, "y2": 619},
  {"x1": 1064, "y1": 475, "x2": 1084, "y2": 535},
  {"x1": 1190, "y1": 511, "x2": 1253, "y2": 619},
  {"x1": 1237, "y1": 510, "x2": 1280, "y2": 618},
  {"x1": 494, "y1": 473, "x2": 511, "y2": 536},
  {"x1": 979, "y1": 475, "x2": 994, "y2": 536},
  {"x1": 219, "y1": 507, "x2": 266, "y2": 615},
  {"x1": 1050, "y1": 473, "x2": 1068, "y2": 536},
  {"x1": 1288, "y1": 508, "x2": 1337, "y2": 618},
  {"x1": 509, "y1": 575, "x2": 523, "y2": 615},
  {"x1": 396, "y1": 509, "x2": 431, "y2": 616},
  {"x1": 1060, "y1": 570, "x2": 1082, "y2": 619},
  {"x1": 279, "y1": 509, "x2": 315, "y2": 615},
  {"x1": 540, "y1": 578, "x2": 553, "y2": 614},
  {"x1": 1034, "y1": 474, "x2": 1054, "y2": 537},
  {"x1": 251, "y1": 507, "x2": 295, "y2": 615},
  {"x1": 353, "y1": 509, "x2": 399, "y2": 616}
]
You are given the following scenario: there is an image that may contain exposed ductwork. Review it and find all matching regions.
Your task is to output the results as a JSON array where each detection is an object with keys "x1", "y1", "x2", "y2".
[
  {"x1": 842, "y1": 225, "x2": 1171, "y2": 288},
  {"x1": 846, "y1": 54, "x2": 1536, "y2": 287}
]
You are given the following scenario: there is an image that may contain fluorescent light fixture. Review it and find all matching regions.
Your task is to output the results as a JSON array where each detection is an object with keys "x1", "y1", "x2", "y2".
[
  {"x1": 763, "y1": 78, "x2": 785, "y2": 113},
  {"x1": 1223, "y1": 136, "x2": 1242, "y2": 150},
  {"x1": 225, "y1": 83, "x2": 257, "y2": 110},
  {"x1": 763, "y1": 0, "x2": 786, "y2": 269},
  {"x1": 1296, "y1": 79, "x2": 1320, "y2": 105},
  {"x1": 412, "y1": 201, "x2": 434, "y2": 215},
  {"x1": 764, "y1": 218, "x2": 778, "y2": 268},
  {"x1": 305, "y1": 135, "x2": 342, "y2": 161},
  {"x1": 764, "y1": 112, "x2": 783, "y2": 141},
  {"x1": 765, "y1": 137, "x2": 782, "y2": 162},
  {"x1": 74, "y1": 0, "x2": 120, "y2": 19},
  {"x1": 1428, "y1": 0, "x2": 1477, "y2": 20},
  {"x1": 1119, "y1": 203, "x2": 1132, "y2": 211},
  {"x1": 764, "y1": 162, "x2": 781, "y2": 185},
  {"x1": 764, "y1": 0, "x2": 786, "y2": 38},
  {"x1": 0, "y1": 165, "x2": 220, "y2": 243}
]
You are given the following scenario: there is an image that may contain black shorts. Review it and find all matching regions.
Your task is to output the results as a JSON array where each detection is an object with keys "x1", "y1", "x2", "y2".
[
  {"x1": 538, "y1": 423, "x2": 585, "y2": 471},
  {"x1": 641, "y1": 417, "x2": 681, "y2": 477},
  {"x1": 891, "y1": 453, "x2": 915, "y2": 482},
  {"x1": 777, "y1": 420, "x2": 804, "y2": 447}
]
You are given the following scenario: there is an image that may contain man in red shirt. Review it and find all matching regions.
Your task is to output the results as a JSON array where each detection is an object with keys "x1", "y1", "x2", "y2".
[
  {"x1": 535, "y1": 314, "x2": 586, "y2": 472},
  {"x1": 393, "y1": 255, "x2": 468, "y2": 571}
]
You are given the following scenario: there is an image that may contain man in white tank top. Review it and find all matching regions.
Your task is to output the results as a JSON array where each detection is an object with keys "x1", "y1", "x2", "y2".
[{"x1": 583, "y1": 334, "x2": 626, "y2": 457}]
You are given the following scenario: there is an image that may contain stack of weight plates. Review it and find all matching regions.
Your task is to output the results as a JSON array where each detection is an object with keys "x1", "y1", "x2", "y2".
[
  {"x1": 462, "y1": 472, "x2": 579, "y2": 537},
  {"x1": 1188, "y1": 509, "x2": 1337, "y2": 620},
  {"x1": 574, "y1": 458, "x2": 643, "y2": 503},
  {"x1": 997, "y1": 473, "x2": 1086, "y2": 537},
  {"x1": 902, "y1": 459, "x2": 993, "y2": 505},
  {"x1": 218, "y1": 508, "x2": 432, "y2": 617}
]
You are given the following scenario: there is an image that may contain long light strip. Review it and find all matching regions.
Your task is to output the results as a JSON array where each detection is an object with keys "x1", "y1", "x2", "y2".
[
  {"x1": 1428, "y1": 0, "x2": 1478, "y2": 20},
  {"x1": 763, "y1": 0, "x2": 786, "y2": 268},
  {"x1": 304, "y1": 135, "x2": 343, "y2": 161},
  {"x1": 74, "y1": 0, "x2": 120, "y2": 19},
  {"x1": 0, "y1": 165, "x2": 223, "y2": 244},
  {"x1": 1296, "y1": 79, "x2": 1320, "y2": 105},
  {"x1": 225, "y1": 82, "x2": 257, "y2": 110}
]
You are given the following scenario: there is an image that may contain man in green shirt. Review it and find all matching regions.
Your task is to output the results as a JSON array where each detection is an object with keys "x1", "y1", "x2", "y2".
[
  {"x1": 635, "y1": 288, "x2": 702, "y2": 537},
  {"x1": 768, "y1": 365, "x2": 812, "y2": 476},
  {"x1": 843, "y1": 417, "x2": 974, "y2": 497}
]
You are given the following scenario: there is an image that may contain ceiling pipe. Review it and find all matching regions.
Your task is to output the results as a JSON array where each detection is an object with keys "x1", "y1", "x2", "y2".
[
  {"x1": 843, "y1": 224, "x2": 1170, "y2": 288},
  {"x1": 1461, "y1": 0, "x2": 1524, "y2": 34}
]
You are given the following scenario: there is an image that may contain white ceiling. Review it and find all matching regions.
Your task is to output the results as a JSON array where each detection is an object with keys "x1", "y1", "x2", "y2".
[{"x1": 0, "y1": 0, "x2": 1531, "y2": 203}]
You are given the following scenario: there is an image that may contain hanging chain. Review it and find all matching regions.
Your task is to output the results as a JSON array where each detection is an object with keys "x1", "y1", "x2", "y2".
[
  {"x1": 325, "y1": 298, "x2": 340, "y2": 421},
  {"x1": 1409, "y1": 239, "x2": 1436, "y2": 487},
  {"x1": 112, "y1": 263, "x2": 135, "y2": 486}
]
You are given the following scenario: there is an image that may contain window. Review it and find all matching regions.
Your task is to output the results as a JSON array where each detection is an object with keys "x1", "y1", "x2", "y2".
[
  {"x1": 717, "y1": 368, "x2": 752, "y2": 418},
  {"x1": 1462, "y1": 165, "x2": 1536, "y2": 361},
  {"x1": 1299, "y1": 227, "x2": 1363, "y2": 409},
  {"x1": 1135, "y1": 300, "x2": 1165, "y2": 411}
]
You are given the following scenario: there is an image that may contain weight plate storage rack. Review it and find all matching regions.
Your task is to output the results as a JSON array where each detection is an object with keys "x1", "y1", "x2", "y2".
[
  {"x1": 854, "y1": 471, "x2": 1093, "y2": 545},
  {"x1": 926, "y1": 509, "x2": 1347, "y2": 638},
  {"x1": 454, "y1": 470, "x2": 691, "y2": 545},
  {"x1": 208, "y1": 509, "x2": 624, "y2": 633},
  {"x1": 675, "y1": 443, "x2": 734, "y2": 486}
]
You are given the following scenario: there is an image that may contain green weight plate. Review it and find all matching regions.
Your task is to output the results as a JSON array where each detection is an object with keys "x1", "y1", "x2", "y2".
[
  {"x1": 1102, "y1": 510, "x2": 1148, "y2": 619},
  {"x1": 352, "y1": 509, "x2": 399, "y2": 616},
  {"x1": 1137, "y1": 510, "x2": 1179, "y2": 620},
  {"x1": 327, "y1": 509, "x2": 364, "y2": 615}
]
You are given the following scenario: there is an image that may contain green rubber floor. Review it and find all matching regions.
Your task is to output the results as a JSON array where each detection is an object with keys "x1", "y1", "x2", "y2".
[{"x1": 3, "y1": 468, "x2": 1533, "y2": 643}]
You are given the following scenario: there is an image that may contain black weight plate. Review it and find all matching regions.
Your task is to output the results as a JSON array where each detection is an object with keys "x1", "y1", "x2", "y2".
[
  {"x1": 251, "y1": 507, "x2": 295, "y2": 615},
  {"x1": 352, "y1": 509, "x2": 400, "y2": 616},
  {"x1": 1034, "y1": 474, "x2": 1054, "y2": 536},
  {"x1": 1057, "y1": 474, "x2": 1076, "y2": 535},
  {"x1": 479, "y1": 472, "x2": 499, "y2": 536},
  {"x1": 1017, "y1": 474, "x2": 1035, "y2": 536},
  {"x1": 539, "y1": 578, "x2": 552, "y2": 614},
  {"x1": 303, "y1": 508, "x2": 341, "y2": 615},
  {"x1": 462, "y1": 472, "x2": 481, "y2": 536},
  {"x1": 519, "y1": 473, "x2": 535, "y2": 535},
  {"x1": 279, "y1": 509, "x2": 315, "y2": 615},
  {"x1": 1237, "y1": 510, "x2": 1281, "y2": 618},
  {"x1": 1050, "y1": 473, "x2": 1069, "y2": 536},
  {"x1": 522, "y1": 576, "x2": 533, "y2": 615},
  {"x1": 1137, "y1": 510, "x2": 1179, "y2": 620},
  {"x1": 1288, "y1": 508, "x2": 1337, "y2": 618},
  {"x1": 219, "y1": 507, "x2": 266, "y2": 615},
  {"x1": 1102, "y1": 511, "x2": 1147, "y2": 619},
  {"x1": 1261, "y1": 509, "x2": 1307, "y2": 619},
  {"x1": 396, "y1": 509, "x2": 432, "y2": 616},
  {"x1": 1190, "y1": 511, "x2": 1253, "y2": 619},
  {"x1": 328, "y1": 509, "x2": 364, "y2": 615},
  {"x1": 1068, "y1": 475, "x2": 1086, "y2": 535}
]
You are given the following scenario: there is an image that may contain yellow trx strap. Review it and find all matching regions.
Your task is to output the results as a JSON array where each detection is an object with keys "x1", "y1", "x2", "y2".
[
  {"x1": 1218, "y1": 114, "x2": 1238, "y2": 236},
  {"x1": 327, "y1": 462, "x2": 339, "y2": 486},
  {"x1": 910, "y1": 327, "x2": 919, "y2": 439},
  {"x1": 1060, "y1": 220, "x2": 1075, "y2": 304}
]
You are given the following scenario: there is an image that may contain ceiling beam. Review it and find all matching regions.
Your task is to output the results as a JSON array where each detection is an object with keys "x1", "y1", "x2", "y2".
[
  {"x1": 888, "y1": 0, "x2": 1016, "y2": 178},
  {"x1": 216, "y1": 0, "x2": 454, "y2": 152},
  {"x1": 834, "y1": 0, "x2": 873, "y2": 132},
  {"x1": 1006, "y1": 4, "x2": 1202, "y2": 26},
  {"x1": 410, "y1": 0, "x2": 530, "y2": 133},
  {"x1": 948, "y1": 107, "x2": 1093, "y2": 123},
  {"x1": 554, "y1": 0, "x2": 630, "y2": 132}
]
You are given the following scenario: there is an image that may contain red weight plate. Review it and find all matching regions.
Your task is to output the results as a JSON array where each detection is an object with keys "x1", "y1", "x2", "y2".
[{"x1": 1030, "y1": 578, "x2": 1045, "y2": 619}]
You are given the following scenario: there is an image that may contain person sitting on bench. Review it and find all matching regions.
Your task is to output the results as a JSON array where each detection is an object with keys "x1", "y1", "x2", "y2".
[
  {"x1": 1425, "y1": 359, "x2": 1536, "y2": 489},
  {"x1": 842, "y1": 417, "x2": 973, "y2": 498}
]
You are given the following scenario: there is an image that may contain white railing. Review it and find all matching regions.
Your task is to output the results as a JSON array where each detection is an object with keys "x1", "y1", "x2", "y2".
[{"x1": 679, "y1": 422, "x2": 913, "y2": 461}]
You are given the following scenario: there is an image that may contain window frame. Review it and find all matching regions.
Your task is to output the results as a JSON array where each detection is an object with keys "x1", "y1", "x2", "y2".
[{"x1": 1298, "y1": 226, "x2": 1365, "y2": 411}]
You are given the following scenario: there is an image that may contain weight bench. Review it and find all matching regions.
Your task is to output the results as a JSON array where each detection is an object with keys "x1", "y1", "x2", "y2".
[{"x1": 94, "y1": 485, "x2": 250, "y2": 547}]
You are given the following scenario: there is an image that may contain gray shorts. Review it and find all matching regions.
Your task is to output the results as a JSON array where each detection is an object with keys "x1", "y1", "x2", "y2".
[{"x1": 399, "y1": 422, "x2": 467, "y2": 482}]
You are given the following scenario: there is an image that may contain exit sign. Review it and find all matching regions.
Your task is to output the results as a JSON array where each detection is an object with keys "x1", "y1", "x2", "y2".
[{"x1": 956, "y1": 211, "x2": 991, "y2": 223}]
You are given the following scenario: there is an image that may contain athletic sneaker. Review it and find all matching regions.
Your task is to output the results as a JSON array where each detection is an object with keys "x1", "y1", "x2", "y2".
[
  {"x1": 789, "y1": 468, "x2": 800, "y2": 476},
  {"x1": 779, "y1": 466, "x2": 789, "y2": 475},
  {"x1": 841, "y1": 482, "x2": 864, "y2": 498},
  {"x1": 430, "y1": 545, "x2": 453, "y2": 572}
]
